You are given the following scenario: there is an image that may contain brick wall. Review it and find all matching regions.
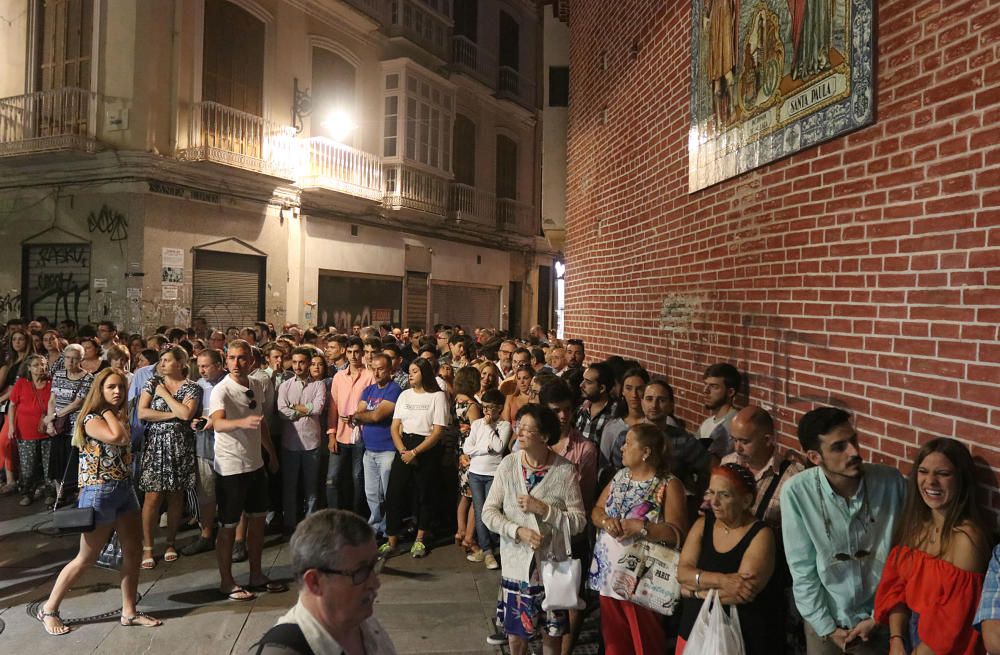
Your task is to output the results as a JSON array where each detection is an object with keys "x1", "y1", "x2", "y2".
[{"x1": 564, "y1": 0, "x2": 1000, "y2": 500}]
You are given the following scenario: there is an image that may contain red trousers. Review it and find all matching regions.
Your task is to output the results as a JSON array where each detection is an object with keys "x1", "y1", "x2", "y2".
[{"x1": 600, "y1": 595, "x2": 666, "y2": 655}]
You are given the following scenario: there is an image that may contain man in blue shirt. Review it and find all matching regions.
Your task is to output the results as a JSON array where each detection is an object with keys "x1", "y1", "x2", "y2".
[
  {"x1": 780, "y1": 407, "x2": 904, "y2": 654},
  {"x1": 353, "y1": 353, "x2": 402, "y2": 539}
]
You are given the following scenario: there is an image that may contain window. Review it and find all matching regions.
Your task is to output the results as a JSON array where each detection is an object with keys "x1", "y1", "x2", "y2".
[
  {"x1": 453, "y1": 0, "x2": 476, "y2": 41},
  {"x1": 312, "y1": 48, "x2": 355, "y2": 139},
  {"x1": 38, "y1": 0, "x2": 94, "y2": 91},
  {"x1": 202, "y1": 0, "x2": 264, "y2": 115},
  {"x1": 549, "y1": 67, "x2": 569, "y2": 107},
  {"x1": 499, "y1": 11, "x2": 519, "y2": 70},
  {"x1": 496, "y1": 135, "x2": 517, "y2": 199},
  {"x1": 382, "y1": 64, "x2": 454, "y2": 173},
  {"x1": 452, "y1": 114, "x2": 476, "y2": 186}
]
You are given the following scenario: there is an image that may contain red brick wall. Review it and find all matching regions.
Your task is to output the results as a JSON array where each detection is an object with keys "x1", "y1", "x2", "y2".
[{"x1": 564, "y1": 0, "x2": 1000, "y2": 498}]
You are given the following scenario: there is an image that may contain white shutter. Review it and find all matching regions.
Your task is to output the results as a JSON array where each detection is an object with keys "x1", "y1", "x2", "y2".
[{"x1": 192, "y1": 250, "x2": 264, "y2": 330}]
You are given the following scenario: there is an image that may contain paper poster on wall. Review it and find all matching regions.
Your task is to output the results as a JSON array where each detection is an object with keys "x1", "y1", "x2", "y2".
[
  {"x1": 93, "y1": 278, "x2": 107, "y2": 289},
  {"x1": 127, "y1": 288, "x2": 142, "y2": 299},
  {"x1": 162, "y1": 247, "x2": 184, "y2": 267},
  {"x1": 162, "y1": 267, "x2": 183, "y2": 283},
  {"x1": 162, "y1": 285, "x2": 179, "y2": 301}
]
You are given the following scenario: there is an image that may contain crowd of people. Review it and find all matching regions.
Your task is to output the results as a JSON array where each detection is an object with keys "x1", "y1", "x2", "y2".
[{"x1": 1, "y1": 315, "x2": 999, "y2": 654}]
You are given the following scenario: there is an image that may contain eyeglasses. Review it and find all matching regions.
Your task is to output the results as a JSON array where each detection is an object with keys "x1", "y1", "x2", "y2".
[
  {"x1": 245, "y1": 388, "x2": 257, "y2": 409},
  {"x1": 316, "y1": 557, "x2": 385, "y2": 585}
]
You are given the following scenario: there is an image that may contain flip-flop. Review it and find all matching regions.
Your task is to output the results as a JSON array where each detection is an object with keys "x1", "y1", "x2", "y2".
[
  {"x1": 37, "y1": 608, "x2": 71, "y2": 636},
  {"x1": 220, "y1": 586, "x2": 256, "y2": 602},
  {"x1": 247, "y1": 580, "x2": 289, "y2": 593},
  {"x1": 120, "y1": 612, "x2": 163, "y2": 628}
]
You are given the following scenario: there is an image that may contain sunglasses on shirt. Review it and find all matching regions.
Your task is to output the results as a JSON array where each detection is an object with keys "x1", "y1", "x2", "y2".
[{"x1": 245, "y1": 388, "x2": 257, "y2": 409}]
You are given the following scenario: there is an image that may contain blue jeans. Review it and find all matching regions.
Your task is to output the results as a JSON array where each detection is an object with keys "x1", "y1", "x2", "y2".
[
  {"x1": 282, "y1": 448, "x2": 319, "y2": 531},
  {"x1": 363, "y1": 449, "x2": 396, "y2": 536},
  {"x1": 78, "y1": 479, "x2": 140, "y2": 524},
  {"x1": 326, "y1": 442, "x2": 365, "y2": 514},
  {"x1": 468, "y1": 472, "x2": 498, "y2": 553}
]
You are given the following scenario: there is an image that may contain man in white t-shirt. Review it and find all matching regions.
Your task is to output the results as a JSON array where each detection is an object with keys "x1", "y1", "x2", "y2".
[{"x1": 210, "y1": 339, "x2": 283, "y2": 601}]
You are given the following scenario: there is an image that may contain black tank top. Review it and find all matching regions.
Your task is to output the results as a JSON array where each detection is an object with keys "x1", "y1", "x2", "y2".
[{"x1": 678, "y1": 512, "x2": 786, "y2": 655}]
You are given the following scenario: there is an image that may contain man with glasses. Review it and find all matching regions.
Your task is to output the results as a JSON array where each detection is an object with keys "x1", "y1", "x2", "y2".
[
  {"x1": 780, "y1": 407, "x2": 904, "y2": 654},
  {"x1": 209, "y1": 339, "x2": 282, "y2": 601},
  {"x1": 252, "y1": 509, "x2": 397, "y2": 654},
  {"x1": 496, "y1": 340, "x2": 517, "y2": 378}
]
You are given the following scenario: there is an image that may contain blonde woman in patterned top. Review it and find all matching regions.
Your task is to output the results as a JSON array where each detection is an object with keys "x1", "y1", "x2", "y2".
[{"x1": 36, "y1": 368, "x2": 162, "y2": 636}]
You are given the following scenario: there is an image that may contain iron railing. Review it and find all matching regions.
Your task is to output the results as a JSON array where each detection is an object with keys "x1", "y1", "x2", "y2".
[{"x1": 0, "y1": 87, "x2": 98, "y2": 156}]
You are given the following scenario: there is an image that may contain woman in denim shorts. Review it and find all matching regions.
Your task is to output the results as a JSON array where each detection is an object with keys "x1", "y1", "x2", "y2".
[{"x1": 36, "y1": 368, "x2": 162, "y2": 636}]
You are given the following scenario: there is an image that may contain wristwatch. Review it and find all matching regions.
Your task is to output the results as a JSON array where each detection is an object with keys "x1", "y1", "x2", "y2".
[{"x1": 639, "y1": 518, "x2": 649, "y2": 539}]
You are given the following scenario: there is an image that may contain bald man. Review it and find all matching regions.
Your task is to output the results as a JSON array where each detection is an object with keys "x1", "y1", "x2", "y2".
[{"x1": 720, "y1": 405, "x2": 804, "y2": 532}]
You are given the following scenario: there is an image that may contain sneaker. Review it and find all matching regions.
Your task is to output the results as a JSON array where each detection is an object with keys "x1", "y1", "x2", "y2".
[
  {"x1": 410, "y1": 540, "x2": 427, "y2": 558},
  {"x1": 180, "y1": 535, "x2": 215, "y2": 556},
  {"x1": 486, "y1": 629, "x2": 507, "y2": 646},
  {"x1": 466, "y1": 549, "x2": 486, "y2": 563},
  {"x1": 19, "y1": 495, "x2": 32, "y2": 506},
  {"x1": 232, "y1": 540, "x2": 248, "y2": 563},
  {"x1": 377, "y1": 542, "x2": 397, "y2": 557},
  {"x1": 484, "y1": 552, "x2": 499, "y2": 570}
]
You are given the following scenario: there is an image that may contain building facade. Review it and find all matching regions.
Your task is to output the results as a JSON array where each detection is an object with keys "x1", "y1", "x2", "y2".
[{"x1": 0, "y1": 0, "x2": 561, "y2": 335}]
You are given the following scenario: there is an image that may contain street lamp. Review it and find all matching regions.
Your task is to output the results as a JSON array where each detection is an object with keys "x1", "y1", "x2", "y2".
[{"x1": 292, "y1": 77, "x2": 356, "y2": 142}]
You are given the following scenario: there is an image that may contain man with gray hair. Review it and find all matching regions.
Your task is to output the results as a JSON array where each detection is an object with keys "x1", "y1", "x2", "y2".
[{"x1": 251, "y1": 510, "x2": 397, "y2": 654}]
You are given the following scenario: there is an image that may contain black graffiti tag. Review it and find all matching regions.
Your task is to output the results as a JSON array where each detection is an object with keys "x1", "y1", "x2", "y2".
[{"x1": 87, "y1": 205, "x2": 128, "y2": 242}]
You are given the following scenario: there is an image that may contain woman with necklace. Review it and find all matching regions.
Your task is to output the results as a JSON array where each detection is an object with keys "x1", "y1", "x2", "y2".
[
  {"x1": 676, "y1": 463, "x2": 782, "y2": 654},
  {"x1": 874, "y1": 438, "x2": 990, "y2": 655},
  {"x1": 78, "y1": 337, "x2": 108, "y2": 375},
  {"x1": 45, "y1": 344, "x2": 93, "y2": 501},
  {"x1": 9, "y1": 354, "x2": 53, "y2": 505},
  {"x1": 482, "y1": 404, "x2": 586, "y2": 655},
  {"x1": 588, "y1": 422, "x2": 688, "y2": 655}
]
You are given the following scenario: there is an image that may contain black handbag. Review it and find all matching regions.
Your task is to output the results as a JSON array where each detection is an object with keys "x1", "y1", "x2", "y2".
[{"x1": 51, "y1": 439, "x2": 95, "y2": 534}]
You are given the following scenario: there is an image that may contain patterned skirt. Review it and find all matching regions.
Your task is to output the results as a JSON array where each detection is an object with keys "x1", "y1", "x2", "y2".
[
  {"x1": 138, "y1": 428, "x2": 196, "y2": 492},
  {"x1": 496, "y1": 576, "x2": 569, "y2": 641}
]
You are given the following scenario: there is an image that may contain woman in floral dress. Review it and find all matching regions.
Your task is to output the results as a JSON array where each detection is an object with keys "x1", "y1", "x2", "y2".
[{"x1": 137, "y1": 346, "x2": 199, "y2": 568}]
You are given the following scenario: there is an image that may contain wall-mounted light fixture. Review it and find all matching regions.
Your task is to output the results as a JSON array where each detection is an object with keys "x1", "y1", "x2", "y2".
[
  {"x1": 292, "y1": 77, "x2": 358, "y2": 141},
  {"x1": 292, "y1": 78, "x2": 312, "y2": 133}
]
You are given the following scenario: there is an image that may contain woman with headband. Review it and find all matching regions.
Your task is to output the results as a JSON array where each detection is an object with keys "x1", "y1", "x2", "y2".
[{"x1": 676, "y1": 462, "x2": 784, "y2": 654}]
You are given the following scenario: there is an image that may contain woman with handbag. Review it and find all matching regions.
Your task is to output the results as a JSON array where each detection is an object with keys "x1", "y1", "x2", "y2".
[
  {"x1": 36, "y1": 367, "x2": 162, "y2": 636},
  {"x1": 45, "y1": 344, "x2": 93, "y2": 502},
  {"x1": 137, "y1": 346, "x2": 199, "y2": 568},
  {"x1": 481, "y1": 403, "x2": 586, "y2": 655},
  {"x1": 675, "y1": 463, "x2": 782, "y2": 655},
  {"x1": 0, "y1": 328, "x2": 34, "y2": 494},
  {"x1": 588, "y1": 422, "x2": 688, "y2": 655},
  {"x1": 9, "y1": 354, "x2": 53, "y2": 506}
]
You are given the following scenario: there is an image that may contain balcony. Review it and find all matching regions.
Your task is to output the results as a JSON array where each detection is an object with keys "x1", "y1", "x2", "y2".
[
  {"x1": 383, "y1": 163, "x2": 448, "y2": 214},
  {"x1": 178, "y1": 101, "x2": 297, "y2": 178},
  {"x1": 448, "y1": 182, "x2": 496, "y2": 228},
  {"x1": 387, "y1": 0, "x2": 452, "y2": 61},
  {"x1": 496, "y1": 197, "x2": 537, "y2": 237},
  {"x1": 299, "y1": 137, "x2": 384, "y2": 202},
  {"x1": 496, "y1": 65, "x2": 536, "y2": 111},
  {"x1": 0, "y1": 87, "x2": 99, "y2": 157},
  {"x1": 450, "y1": 35, "x2": 497, "y2": 88},
  {"x1": 342, "y1": 0, "x2": 385, "y2": 22}
]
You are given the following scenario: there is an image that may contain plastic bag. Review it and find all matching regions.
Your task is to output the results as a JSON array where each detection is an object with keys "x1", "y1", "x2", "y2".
[{"x1": 683, "y1": 589, "x2": 745, "y2": 655}]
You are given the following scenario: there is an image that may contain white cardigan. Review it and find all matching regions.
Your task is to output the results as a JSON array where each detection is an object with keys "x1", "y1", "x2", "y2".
[{"x1": 481, "y1": 450, "x2": 587, "y2": 583}]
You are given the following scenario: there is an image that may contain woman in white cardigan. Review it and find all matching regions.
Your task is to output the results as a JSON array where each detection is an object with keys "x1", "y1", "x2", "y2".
[{"x1": 482, "y1": 403, "x2": 586, "y2": 655}]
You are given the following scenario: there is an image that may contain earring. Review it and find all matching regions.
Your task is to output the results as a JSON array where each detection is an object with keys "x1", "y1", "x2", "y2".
[{"x1": 642, "y1": 456, "x2": 648, "y2": 462}]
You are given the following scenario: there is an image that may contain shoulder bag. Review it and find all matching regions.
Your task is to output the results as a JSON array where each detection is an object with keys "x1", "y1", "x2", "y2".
[
  {"x1": 51, "y1": 448, "x2": 95, "y2": 533},
  {"x1": 541, "y1": 513, "x2": 585, "y2": 610},
  {"x1": 52, "y1": 375, "x2": 86, "y2": 436}
]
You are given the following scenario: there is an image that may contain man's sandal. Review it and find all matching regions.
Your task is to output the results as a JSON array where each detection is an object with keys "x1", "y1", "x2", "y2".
[
  {"x1": 36, "y1": 608, "x2": 71, "y2": 636},
  {"x1": 141, "y1": 546, "x2": 156, "y2": 570},
  {"x1": 120, "y1": 612, "x2": 162, "y2": 628}
]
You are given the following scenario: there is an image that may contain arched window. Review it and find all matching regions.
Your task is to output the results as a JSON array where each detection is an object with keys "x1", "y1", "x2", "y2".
[
  {"x1": 202, "y1": 0, "x2": 265, "y2": 115},
  {"x1": 311, "y1": 47, "x2": 356, "y2": 140}
]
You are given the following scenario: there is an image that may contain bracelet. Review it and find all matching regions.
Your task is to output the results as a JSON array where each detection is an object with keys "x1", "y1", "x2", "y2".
[{"x1": 695, "y1": 571, "x2": 702, "y2": 588}]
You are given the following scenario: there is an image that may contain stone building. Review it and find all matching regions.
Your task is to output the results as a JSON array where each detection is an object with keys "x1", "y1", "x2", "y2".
[{"x1": 0, "y1": 0, "x2": 565, "y2": 335}]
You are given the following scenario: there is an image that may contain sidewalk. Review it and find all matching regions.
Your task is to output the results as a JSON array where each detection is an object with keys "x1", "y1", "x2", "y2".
[{"x1": 0, "y1": 495, "x2": 501, "y2": 654}]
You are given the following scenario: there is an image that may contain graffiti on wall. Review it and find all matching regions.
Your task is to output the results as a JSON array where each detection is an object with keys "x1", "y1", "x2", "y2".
[
  {"x1": 87, "y1": 205, "x2": 128, "y2": 242},
  {"x1": 23, "y1": 244, "x2": 90, "y2": 324}
]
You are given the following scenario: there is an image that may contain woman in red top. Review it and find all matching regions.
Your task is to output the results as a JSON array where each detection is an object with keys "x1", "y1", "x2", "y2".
[
  {"x1": 9, "y1": 354, "x2": 53, "y2": 506},
  {"x1": 875, "y1": 437, "x2": 991, "y2": 655}
]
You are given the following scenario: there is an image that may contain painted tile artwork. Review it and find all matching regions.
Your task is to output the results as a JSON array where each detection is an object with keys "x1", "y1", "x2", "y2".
[{"x1": 688, "y1": 0, "x2": 876, "y2": 191}]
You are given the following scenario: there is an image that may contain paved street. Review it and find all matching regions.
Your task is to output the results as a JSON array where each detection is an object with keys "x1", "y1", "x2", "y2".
[{"x1": 0, "y1": 495, "x2": 501, "y2": 654}]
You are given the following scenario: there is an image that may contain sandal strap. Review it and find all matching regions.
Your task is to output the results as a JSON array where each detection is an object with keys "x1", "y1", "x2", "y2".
[{"x1": 38, "y1": 609, "x2": 61, "y2": 618}]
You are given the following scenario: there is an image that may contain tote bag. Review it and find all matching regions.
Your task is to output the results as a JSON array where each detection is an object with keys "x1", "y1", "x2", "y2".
[
  {"x1": 541, "y1": 513, "x2": 585, "y2": 611},
  {"x1": 684, "y1": 589, "x2": 745, "y2": 655}
]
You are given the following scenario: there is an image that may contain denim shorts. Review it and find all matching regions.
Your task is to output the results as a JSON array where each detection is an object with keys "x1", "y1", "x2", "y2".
[{"x1": 78, "y1": 479, "x2": 140, "y2": 524}]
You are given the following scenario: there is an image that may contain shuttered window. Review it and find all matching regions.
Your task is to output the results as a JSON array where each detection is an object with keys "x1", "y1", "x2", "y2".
[
  {"x1": 202, "y1": 0, "x2": 264, "y2": 115},
  {"x1": 192, "y1": 250, "x2": 264, "y2": 330},
  {"x1": 22, "y1": 243, "x2": 91, "y2": 325},
  {"x1": 431, "y1": 283, "x2": 499, "y2": 329},
  {"x1": 39, "y1": 0, "x2": 94, "y2": 91},
  {"x1": 405, "y1": 272, "x2": 428, "y2": 331}
]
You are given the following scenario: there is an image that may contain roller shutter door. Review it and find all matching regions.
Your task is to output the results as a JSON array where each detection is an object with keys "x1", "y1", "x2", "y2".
[
  {"x1": 431, "y1": 283, "x2": 499, "y2": 329},
  {"x1": 192, "y1": 250, "x2": 264, "y2": 330},
  {"x1": 405, "y1": 272, "x2": 428, "y2": 331}
]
